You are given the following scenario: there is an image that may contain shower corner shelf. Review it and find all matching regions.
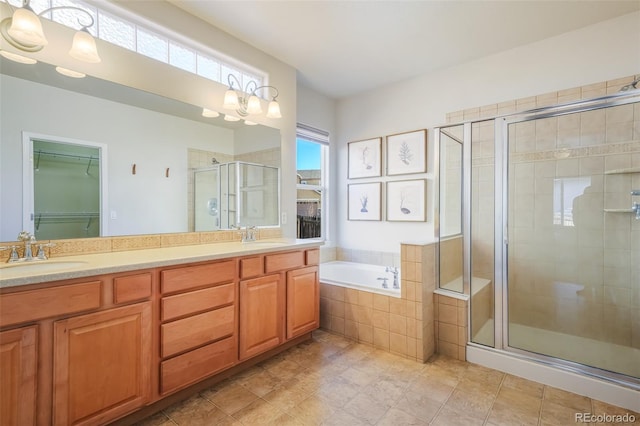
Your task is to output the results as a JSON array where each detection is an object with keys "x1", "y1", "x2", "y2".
[
  {"x1": 603, "y1": 167, "x2": 640, "y2": 175},
  {"x1": 603, "y1": 208, "x2": 635, "y2": 213}
]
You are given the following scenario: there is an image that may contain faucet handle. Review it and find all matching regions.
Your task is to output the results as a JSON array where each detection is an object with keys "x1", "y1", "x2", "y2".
[
  {"x1": 36, "y1": 243, "x2": 56, "y2": 260},
  {"x1": 632, "y1": 190, "x2": 640, "y2": 196},
  {"x1": 1, "y1": 245, "x2": 20, "y2": 262},
  {"x1": 377, "y1": 277, "x2": 389, "y2": 288}
]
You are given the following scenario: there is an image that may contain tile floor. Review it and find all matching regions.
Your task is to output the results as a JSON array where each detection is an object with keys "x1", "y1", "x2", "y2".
[{"x1": 138, "y1": 330, "x2": 639, "y2": 425}]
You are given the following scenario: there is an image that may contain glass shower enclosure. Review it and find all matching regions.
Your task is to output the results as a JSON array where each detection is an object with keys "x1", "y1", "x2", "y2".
[
  {"x1": 438, "y1": 90, "x2": 640, "y2": 388},
  {"x1": 193, "y1": 161, "x2": 280, "y2": 231},
  {"x1": 501, "y1": 94, "x2": 640, "y2": 382}
]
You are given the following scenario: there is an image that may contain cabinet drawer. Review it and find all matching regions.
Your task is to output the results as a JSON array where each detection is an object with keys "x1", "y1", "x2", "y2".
[
  {"x1": 161, "y1": 283, "x2": 235, "y2": 322},
  {"x1": 161, "y1": 260, "x2": 235, "y2": 294},
  {"x1": 264, "y1": 251, "x2": 305, "y2": 273},
  {"x1": 306, "y1": 249, "x2": 320, "y2": 266},
  {"x1": 160, "y1": 336, "x2": 236, "y2": 395},
  {"x1": 240, "y1": 256, "x2": 263, "y2": 279},
  {"x1": 114, "y1": 272, "x2": 152, "y2": 304},
  {"x1": 161, "y1": 305, "x2": 235, "y2": 358},
  {"x1": 0, "y1": 281, "x2": 101, "y2": 327}
]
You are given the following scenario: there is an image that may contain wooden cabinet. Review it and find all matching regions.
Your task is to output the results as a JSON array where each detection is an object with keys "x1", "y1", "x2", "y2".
[
  {"x1": 159, "y1": 260, "x2": 238, "y2": 395},
  {"x1": 239, "y1": 274, "x2": 285, "y2": 360},
  {"x1": 0, "y1": 244, "x2": 320, "y2": 424},
  {"x1": 53, "y1": 302, "x2": 151, "y2": 425},
  {"x1": 286, "y1": 266, "x2": 320, "y2": 339},
  {"x1": 0, "y1": 326, "x2": 37, "y2": 426}
]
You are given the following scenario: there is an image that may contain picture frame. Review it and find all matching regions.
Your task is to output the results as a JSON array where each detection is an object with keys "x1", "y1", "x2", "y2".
[
  {"x1": 386, "y1": 179, "x2": 426, "y2": 222},
  {"x1": 348, "y1": 182, "x2": 381, "y2": 221},
  {"x1": 348, "y1": 138, "x2": 382, "y2": 179},
  {"x1": 386, "y1": 129, "x2": 427, "y2": 176}
]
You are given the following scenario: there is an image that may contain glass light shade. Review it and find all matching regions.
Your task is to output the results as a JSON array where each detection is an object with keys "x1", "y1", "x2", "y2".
[
  {"x1": 55, "y1": 66, "x2": 85, "y2": 78},
  {"x1": 266, "y1": 100, "x2": 282, "y2": 119},
  {"x1": 223, "y1": 89, "x2": 239, "y2": 109},
  {"x1": 0, "y1": 50, "x2": 37, "y2": 64},
  {"x1": 246, "y1": 95, "x2": 262, "y2": 114},
  {"x1": 69, "y1": 30, "x2": 101, "y2": 63},
  {"x1": 202, "y1": 108, "x2": 220, "y2": 118},
  {"x1": 224, "y1": 114, "x2": 240, "y2": 122},
  {"x1": 8, "y1": 8, "x2": 48, "y2": 47}
]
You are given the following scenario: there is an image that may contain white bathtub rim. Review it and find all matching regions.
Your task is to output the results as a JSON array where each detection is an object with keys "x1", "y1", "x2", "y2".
[
  {"x1": 320, "y1": 277, "x2": 402, "y2": 298},
  {"x1": 319, "y1": 261, "x2": 402, "y2": 298}
]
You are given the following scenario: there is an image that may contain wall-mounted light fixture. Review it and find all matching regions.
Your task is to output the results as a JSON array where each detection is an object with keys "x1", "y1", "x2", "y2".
[
  {"x1": 223, "y1": 74, "x2": 281, "y2": 119},
  {"x1": 0, "y1": 0, "x2": 101, "y2": 64}
]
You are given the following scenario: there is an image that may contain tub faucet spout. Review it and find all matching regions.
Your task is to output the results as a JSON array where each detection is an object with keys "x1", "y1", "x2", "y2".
[{"x1": 385, "y1": 266, "x2": 400, "y2": 289}]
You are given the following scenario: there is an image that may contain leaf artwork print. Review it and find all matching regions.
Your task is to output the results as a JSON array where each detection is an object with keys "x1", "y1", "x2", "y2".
[
  {"x1": 360, "y1": 195, "x2": 369, "y2": 212},
  {"x1": 361, "y1": 147, "x2": 373, "y2": 170},
  {"x1": 399, "y1": 190, "x2": 411, "y2": 214},
  {"x1": 398, "y1": 141, "x2": 413, "y2": 165}
]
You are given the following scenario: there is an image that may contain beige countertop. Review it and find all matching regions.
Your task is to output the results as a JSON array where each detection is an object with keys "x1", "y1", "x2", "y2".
[{"x1": 0, "y1": 238, "x2": 323, "y2": 289}]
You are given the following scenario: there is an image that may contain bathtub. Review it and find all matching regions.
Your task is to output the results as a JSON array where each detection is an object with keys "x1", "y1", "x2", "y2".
[{"x1": 319, "y1": 261, "x2": 401, "y2": 297}]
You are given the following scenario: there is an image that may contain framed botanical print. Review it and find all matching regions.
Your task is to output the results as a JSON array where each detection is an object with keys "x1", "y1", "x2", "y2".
[
  {"x1": 386, "y1": 179, "x2": 426, "y2": 222},
  {"x1": 348, "y1": 182, "x2": 381, "y2": 221},
  {"x1": 348, "y1": 138, "x2": 382, "y2": 179},
  {"x1": 386, "y1": 129, "x2": 427, "y2": 175}
]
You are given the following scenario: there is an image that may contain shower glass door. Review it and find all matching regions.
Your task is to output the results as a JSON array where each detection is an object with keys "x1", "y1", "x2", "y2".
[{"x1": 505, "y1": 97, "x2": 640, "y2": 380}]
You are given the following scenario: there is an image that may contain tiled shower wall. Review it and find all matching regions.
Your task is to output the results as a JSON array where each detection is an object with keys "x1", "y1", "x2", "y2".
[
  {"x1": 447, "y1": 74, "x2": 640, "y2": 349},
  {"x1": 439, "y1": 236, "x2": 463, "y2": 290},
  {"x1": 507, "y1": 105, "x2": 640, "y2": 348}
]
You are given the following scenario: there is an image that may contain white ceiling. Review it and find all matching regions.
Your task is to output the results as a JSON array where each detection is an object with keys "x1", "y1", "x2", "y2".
[{"x1": 170, "y1": 1, "x2": 640, "y2": 99}]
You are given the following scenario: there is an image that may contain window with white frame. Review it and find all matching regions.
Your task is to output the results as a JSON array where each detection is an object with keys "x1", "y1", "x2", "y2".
[
  {"x1": 3, "y1": 0, "x2": 265, "y2": 90},
  {"x1": 296, "y1": 124, "x2": 329, "y2": 240}
]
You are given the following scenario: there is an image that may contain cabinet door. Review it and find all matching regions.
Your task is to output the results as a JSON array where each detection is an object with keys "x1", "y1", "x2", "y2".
[
  {"x1": 53, "y1": 302, "x2": 151, "y2": 426},
  {"x1": 0, "y1": 326, "x2": 37, "y2": 426},
  {"x1": 286, "y1": 266, "x2": 320, "y2": 339},
  {"x1": 239, "y1": 274, "x2": 284, "y2": 360}
]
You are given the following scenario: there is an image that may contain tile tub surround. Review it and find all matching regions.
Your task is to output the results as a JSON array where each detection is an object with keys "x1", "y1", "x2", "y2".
[
  {"x1": 434, "y1": 291, "x2": 469, "y2": 362},
  {"x1": 0, "y1": 228, "x2": 282, "y2": 262},
  {"x1": 320, "y1": 243, "x2": 436, "y2": 362},
  {"x1": 133, "y1": 330, "x2": 640, "y2": 426}
]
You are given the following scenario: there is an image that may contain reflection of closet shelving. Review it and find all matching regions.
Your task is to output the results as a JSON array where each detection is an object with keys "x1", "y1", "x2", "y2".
[
  {"x1": 603, "y1": 167, "x2": 640, "y2": 175},
  {"x1": 34, "y1": 150, "x2": 97, "y2": 174},
  {"x1": 35, "y1": 212, "x2": 100, "y2": 231}
]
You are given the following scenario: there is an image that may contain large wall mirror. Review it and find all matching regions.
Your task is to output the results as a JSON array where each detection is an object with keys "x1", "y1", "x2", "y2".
[{"x1": 0, "y1": 58, "x2": 281, "y2": 241}]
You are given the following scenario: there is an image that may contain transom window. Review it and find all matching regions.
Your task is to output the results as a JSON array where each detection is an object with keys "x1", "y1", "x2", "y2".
[{"x1": 3, "y1": 0, "x2": 265, "y2": 91}]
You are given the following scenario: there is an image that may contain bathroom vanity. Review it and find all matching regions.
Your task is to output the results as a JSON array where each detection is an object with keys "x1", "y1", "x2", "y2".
[{"x1": 0, "y1": 240, "x2": 321, "y2": 426}]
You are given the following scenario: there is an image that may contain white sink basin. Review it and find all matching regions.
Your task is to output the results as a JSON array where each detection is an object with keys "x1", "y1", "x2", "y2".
[
  {"x1": 244, "y1": 241, "x2": 290, "y2": 246},
  {"x1": 0, "y1": 261, "x2": 88, "y2": 275}
]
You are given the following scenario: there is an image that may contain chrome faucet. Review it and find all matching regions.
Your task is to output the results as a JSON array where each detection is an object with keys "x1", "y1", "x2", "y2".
[
  {"x1": 232, "y1": 225, "x2": 258, "y2": 243},
  {"x1": 17, "y1": 231, "x2": 35, "y2": 261},
  {"x1": 385, "y1": 266, "x2": 400, "y2": 289},
  {"x1": 245, "y1": 226, "x2": 257, "y2": 242},
  {"x1": 1, "y1": 232, "x2": 55, "y2": 263},
  {"x1": 632, "y1": 191, "x2": 640, "y2": 220},
  {"x1": 633, "y1": 202, "x2": 640, "y2": 220},
  {"x1": 377, "y1": 277, "x2": 389, "y2": 289}
]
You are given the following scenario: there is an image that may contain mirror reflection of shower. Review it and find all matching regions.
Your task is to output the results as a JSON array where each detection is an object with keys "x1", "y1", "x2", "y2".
[{"x1": 192, "y1": 162, "x2": 280, "y2": 231}]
